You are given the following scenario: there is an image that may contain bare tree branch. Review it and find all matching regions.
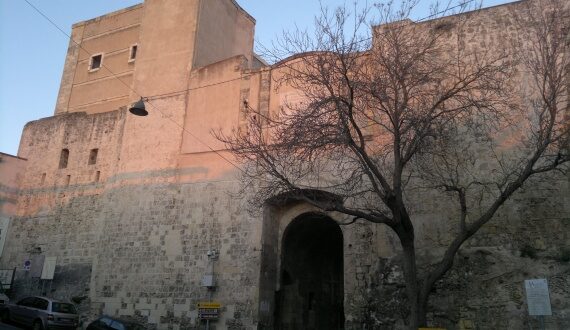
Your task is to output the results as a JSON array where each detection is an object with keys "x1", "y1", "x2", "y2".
[{"x1": 217, "y1": 0, "x2": 569, "y2": 328}]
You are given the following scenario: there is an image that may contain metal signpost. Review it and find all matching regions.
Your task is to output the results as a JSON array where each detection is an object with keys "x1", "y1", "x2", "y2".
[
  {"x1": 198, "y1": 302, "x2": 221, "y2": 330},
  {"x1": 524, "y1": 278, "x2": 552, "y2": 330}
]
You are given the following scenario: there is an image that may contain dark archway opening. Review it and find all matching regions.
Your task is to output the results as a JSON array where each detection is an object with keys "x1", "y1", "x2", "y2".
[{"x1": 276, "y1": 213, "x2": 344, "y2": 329}]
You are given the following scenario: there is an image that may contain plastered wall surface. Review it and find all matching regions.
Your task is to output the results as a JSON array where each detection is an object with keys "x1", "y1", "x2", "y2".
[
  {"x1": 0, "y1": 153, "x2": 27, "y2": 257},
  {"x1": 56, "y1": 5, "x2": 143, "y2": 115}
]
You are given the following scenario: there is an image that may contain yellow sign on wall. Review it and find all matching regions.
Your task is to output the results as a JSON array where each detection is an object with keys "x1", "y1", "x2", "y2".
[
  {"x1": 198, "y1": 302, "x2": 222, "y2": 320},
  {"x1": 198, "y1": 302, "x2": 221, "y2": 309}
]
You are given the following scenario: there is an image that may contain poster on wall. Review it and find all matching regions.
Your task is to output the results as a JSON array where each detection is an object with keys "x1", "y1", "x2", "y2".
[
  {"x1": 0, "y1": 269, "x2": 15, "y2": 290},
  {"x1": 41, "y1": 257, "x2": 57, "y2": 280},
  {"x1": 524, "y1": 278, "x2": 552, "y2": 316}
]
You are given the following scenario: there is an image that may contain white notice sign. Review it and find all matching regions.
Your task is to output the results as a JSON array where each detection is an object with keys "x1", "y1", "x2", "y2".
[
  {"x1": 524, "y1": 278, "x2": 552, "y2": 316},
  {"x1": 40, "y1": 257, "x2": 57, "y2": 280}
]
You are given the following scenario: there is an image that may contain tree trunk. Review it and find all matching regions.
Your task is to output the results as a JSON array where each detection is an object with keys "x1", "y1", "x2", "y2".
[
  {"x1": 399, "y1": 233, "x2": 423, "y2": 329},
  {"x1": 418, "y1": 289, "x2": 430, "y2": 328}
]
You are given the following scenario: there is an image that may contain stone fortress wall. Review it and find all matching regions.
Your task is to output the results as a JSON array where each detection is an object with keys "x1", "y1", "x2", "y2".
[{"x1": 0, "y1": 0, "x2": 568, "y2": 329}]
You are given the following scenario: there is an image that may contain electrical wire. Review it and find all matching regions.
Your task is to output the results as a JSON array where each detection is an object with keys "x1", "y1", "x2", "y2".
[
  {"x1": 22, "y1": 0, "x2": 480, "y2": 98},
  {"x1": 22, "y1": 0, "x2": 245, "y2": 173},
  {"x1": 21, "y1": 0, "x2": 479, "y2": 173}
]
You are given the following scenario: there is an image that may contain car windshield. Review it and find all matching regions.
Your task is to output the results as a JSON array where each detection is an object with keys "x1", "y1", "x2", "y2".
[{"x1": 51, "y1": 302, "x2": 77, "y2": 314}]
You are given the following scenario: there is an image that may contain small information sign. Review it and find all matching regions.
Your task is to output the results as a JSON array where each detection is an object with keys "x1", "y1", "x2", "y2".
[
  {"x1": 41, "y1": 256, "x2": 57, "y2": 280},
  {"x1": 198, "y1": 302, "x2": 221, "y2": 320},
  {"x1": 524, "y1": 278, "x2": 552, "y2": 316},
  {"x1": 0, "y1": 269, "x2": 15, "y2": 290}
]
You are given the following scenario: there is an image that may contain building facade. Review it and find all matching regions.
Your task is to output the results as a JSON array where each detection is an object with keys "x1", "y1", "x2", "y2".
[{"x1": 0, "y1": 0, "x2": 568, "y2": 329}]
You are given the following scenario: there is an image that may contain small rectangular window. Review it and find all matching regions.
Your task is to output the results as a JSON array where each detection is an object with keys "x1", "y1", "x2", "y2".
[
  {"x1": 65, "y1": 175, "x2": 71, "y2": 186},
  {"x1": 59, "y1": 149, "x2": 69, "y2": 169},
  {"x1": 89, "y1": 54, "x2": 103, "y2": 71},
  {"x1": 129, "y1": 44, "x2": 138, "y2": 62},
  {"x1": 95, "y1": 171, "x2": 100, "y2": 182},
  {"x1": 41, "y1": 173, "x2": 46, "y2": 185},
  {"x1": 88, "y1": 148, "x2": 98, "y2": 165}
]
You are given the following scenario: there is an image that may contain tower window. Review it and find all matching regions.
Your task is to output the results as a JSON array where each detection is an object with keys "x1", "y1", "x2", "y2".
[
  {"x1": 88, "y1": 148, "x2": 99, "y2": 165},
  {"x1": 89, "y1": 54, "x2": 103, "y2": 71},
  {"x1": 59, "y1": 149, "x2": 69, "y2": 169},
  {"x1": 129, "y1": 44, "x2": 138, "y2": 62}
]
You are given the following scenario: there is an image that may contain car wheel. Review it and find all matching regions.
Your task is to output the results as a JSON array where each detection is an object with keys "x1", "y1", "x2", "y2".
[{"x1": 32, "y1": 320, "x2": 44, "y2": 330}]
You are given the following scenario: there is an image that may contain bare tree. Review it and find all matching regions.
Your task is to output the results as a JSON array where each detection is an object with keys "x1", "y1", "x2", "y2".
[{"x1": 217, "y1": 0, "x2": 569, "y2": 328}]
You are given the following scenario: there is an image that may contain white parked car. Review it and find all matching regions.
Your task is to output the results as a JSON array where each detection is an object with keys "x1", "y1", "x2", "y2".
[{"x1": 0, "y1": 296, "x2": 79, "y2": 330}]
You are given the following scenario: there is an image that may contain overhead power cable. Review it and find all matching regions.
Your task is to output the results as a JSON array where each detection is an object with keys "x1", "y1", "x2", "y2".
[
  {"x1": 22, "y1": 0, "x2": 245, "y2": 174},
  {"x1": 21, "y1": 0, "x2": 479, "y2": 173}
]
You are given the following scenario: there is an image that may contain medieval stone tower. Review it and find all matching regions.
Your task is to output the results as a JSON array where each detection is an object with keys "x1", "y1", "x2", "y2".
[{"x1": 0, "y1": 0, "x2": 568, "y2": 329}]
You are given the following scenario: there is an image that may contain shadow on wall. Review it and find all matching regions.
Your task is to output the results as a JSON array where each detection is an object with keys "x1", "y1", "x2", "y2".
[{"x1": 10, "y1": 263, "x2": 92, "y2": 325}]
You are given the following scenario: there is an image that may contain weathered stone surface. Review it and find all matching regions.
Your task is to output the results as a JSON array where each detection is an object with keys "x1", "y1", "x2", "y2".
[{"x1": 0, "y1": 1, "x2": 568, "y2": 329}]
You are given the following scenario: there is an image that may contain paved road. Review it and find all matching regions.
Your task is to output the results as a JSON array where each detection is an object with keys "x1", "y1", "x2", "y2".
[{"x1": 0, "y1": 321, "x2": 23, "y2": 329}]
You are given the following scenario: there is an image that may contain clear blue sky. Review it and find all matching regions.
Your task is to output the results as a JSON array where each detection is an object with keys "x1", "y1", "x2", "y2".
[{"x1": 0, "y1": 0, "x2": 515, "y2": 156}]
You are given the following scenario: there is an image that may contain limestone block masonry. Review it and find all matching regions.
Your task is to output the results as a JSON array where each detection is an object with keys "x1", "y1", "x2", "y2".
[{"x1": 0, "y1": 0, "x2": 568, "y2": 329}]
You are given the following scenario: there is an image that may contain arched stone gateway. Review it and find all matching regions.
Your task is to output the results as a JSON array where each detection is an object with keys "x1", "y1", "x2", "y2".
[{"x1": 275, "y1": 213, "x2": 344, "y2": 329}]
